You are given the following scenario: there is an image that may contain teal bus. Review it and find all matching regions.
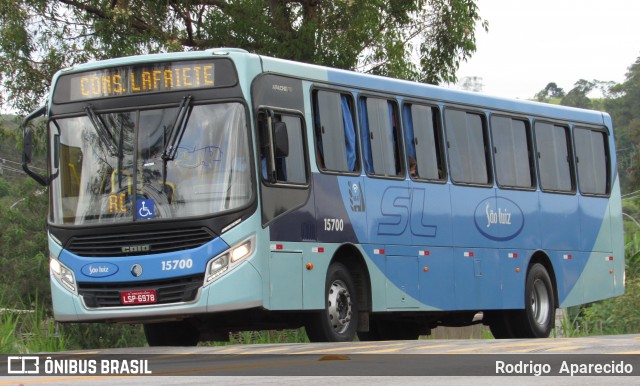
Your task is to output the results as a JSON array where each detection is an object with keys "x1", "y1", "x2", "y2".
[{"x1": 22, "y1": 48, "x2": 624, "y2": 345}]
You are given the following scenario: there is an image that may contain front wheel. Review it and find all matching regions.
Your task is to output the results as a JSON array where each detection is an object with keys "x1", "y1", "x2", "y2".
[{"x1": 305, "y1": 263, "x2": 358, "y2": 342}]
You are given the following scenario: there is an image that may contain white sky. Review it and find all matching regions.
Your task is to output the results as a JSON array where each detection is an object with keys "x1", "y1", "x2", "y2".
[{"x1": 454, "y1": 0, "x2": 640, "y2": 99}]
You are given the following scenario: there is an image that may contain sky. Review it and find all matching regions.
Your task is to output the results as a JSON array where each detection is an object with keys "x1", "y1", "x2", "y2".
[{"x1": 454, "y1": 0, "x2": 640, "y2": 99}]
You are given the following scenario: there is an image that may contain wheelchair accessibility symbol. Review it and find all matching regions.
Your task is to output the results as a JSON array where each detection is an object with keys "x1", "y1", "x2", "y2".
[{"x1": 136, "y1": 199, "x2": 155, "y2": 219}]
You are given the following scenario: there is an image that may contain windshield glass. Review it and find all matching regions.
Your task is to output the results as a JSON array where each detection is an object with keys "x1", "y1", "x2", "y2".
[{"x1": 50, "y1": 102, "x2": 252, "y2": 225}]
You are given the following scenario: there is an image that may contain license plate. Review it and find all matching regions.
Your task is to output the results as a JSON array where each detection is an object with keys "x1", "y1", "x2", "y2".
[{"x1": 120, "y1": 289, "x2": 157, "y2": 305}]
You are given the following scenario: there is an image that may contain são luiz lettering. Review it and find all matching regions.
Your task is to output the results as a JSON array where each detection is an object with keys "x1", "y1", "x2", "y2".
[
  {"x1": 495, "y1": 359, "x2": 634, "y2": 376},
  {"x1": 78, "y1": 64, "x2": 214, "y2": 98}
]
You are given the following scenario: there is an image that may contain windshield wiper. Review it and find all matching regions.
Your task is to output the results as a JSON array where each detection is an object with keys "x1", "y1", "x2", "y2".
[
  {"x1": 84, "y1": 105, "x2": 118, "y2": 156},
  {"x1": 162, "y1": 95, "x2": 193, "y2": 161}
]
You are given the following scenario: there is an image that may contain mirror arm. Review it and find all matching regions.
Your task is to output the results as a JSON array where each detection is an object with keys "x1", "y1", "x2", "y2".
[{"x1": 21, "y1": 105, "x2": 50, "y2": 186}]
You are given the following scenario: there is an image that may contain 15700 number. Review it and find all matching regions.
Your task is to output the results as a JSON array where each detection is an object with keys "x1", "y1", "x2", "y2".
[
  {"x1": 161, "y1": 258, "x2": 193, "y2": 271},
  {"x1": 324, "y1": 218, "x2": 344, "y2": 232}
]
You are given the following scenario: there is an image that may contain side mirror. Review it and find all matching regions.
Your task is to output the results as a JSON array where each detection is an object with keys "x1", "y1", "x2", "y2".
[
  {"x1": 21, "y1": 105, "x2": 50, "y2": 186},
  {"x1": 273, "y1": 121, "x2": 289, "y2": 158}
]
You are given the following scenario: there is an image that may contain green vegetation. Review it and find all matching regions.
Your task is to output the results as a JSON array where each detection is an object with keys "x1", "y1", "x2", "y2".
[
  {"x1": 1, "y1": 0, "x2": 486, "y2": 114},
  {"x1": 1, "y1": 296, "x2": 65, "y2": 354}
]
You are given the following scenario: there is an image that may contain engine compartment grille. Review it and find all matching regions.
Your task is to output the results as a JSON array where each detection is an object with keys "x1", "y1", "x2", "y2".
[{"x1": 66, "y1": 227, "x2": 215, "y2": 257}]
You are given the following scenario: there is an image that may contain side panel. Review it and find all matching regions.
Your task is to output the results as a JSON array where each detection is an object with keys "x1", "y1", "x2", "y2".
[
  {"x1": 453, "y1": 248, "x2": 501, "y2": 310},
  {"x1": 539, "y1": 192, "x2": 580, "y2": 250},
  {"x1": 269, "y1": 252, "x2": 303, "y2": 310},
  {"x1": 385, "y1": 255, "x2": 419, "y2": 309},
  {"x1": 418, "y1": 247, "x2": 455, "y2": 310}
]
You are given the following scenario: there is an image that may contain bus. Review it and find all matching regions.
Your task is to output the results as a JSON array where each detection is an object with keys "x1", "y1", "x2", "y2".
[{"x1": 21, "y1": 48, "x2": 624, "y2": 345}]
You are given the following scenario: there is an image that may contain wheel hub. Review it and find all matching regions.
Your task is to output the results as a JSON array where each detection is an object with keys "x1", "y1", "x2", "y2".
[
  {"x1": 327, "y1": 279, "x2": 352, "y2": 334},
  {"x1": 531, "y1": 278, "x2": 550, "y2": 325}
]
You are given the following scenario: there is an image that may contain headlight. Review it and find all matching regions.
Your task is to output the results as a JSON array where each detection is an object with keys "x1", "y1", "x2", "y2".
[
  {"x1": 50, "y1": 257, "x2": 77, "y2": 294},
  {"x1": 204, "y1": 235, "x2": 254, "y2": 285},
  {"x1": 207, "y1": 253, "x2": 229, "y2": 282}
]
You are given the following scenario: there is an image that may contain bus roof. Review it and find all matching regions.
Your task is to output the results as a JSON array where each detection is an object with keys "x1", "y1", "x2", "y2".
[{"x1": 50, "y1": 48, "x2": 607, "y2": 126}]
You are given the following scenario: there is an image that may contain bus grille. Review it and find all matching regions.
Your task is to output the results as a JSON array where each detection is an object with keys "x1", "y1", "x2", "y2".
[
  {"x1": 66, "y1": 227, "x2": 215, "y2": 257},
  {"x1": 78, "y1": 274, "x2": 204, "y2": 308}
]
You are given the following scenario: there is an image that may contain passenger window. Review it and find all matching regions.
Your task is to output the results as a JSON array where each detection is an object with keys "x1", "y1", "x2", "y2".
[
  {"x1": 534, "y1": 122, "x2": 574, "y2": 192},
  {"x1": 574, "y1": 127, "x2": 609, "y2": 195},
  {"x1": 491, "y1": 116, "x2": 535, "y2": 188},
  {"x1": 403, "y1": 104, "x2": 445, "y2": 180},
  {"x1": 258, "y1": 111, "x2": 307, "y2": 184},
  {"x1": 360, "y1": 97, "x2": 403, "y2": 177},
  {"x1": 444, "y1": 109, "x2": 491, "y2": 185},
  {"x1": 313, "y1": 90, "x2": 358, "y2": 173}
]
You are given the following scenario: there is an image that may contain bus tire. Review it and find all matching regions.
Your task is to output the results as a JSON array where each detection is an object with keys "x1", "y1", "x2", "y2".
[
  {"x1": 305, "y1": 263, "x2": 358, "y2": 342},
  {"x1": 487, "y1": 311, "x2": 517, "y2": 339},
  {"x1": 143, "y1": 320, "x2": 199, "y2": 346},
  {"x1": 517, "y1": 263, "x2": 556, "y2": 338}
]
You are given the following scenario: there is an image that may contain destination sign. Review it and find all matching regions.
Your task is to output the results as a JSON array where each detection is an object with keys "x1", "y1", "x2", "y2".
[{"x1": 53, "y1": 59, "x2": 237, "y2": 103}]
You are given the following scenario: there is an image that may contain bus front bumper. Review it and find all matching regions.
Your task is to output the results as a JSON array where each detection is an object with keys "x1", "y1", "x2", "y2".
[{"x1": 51, "y1": 260, "x2": 263, "y2": 323}]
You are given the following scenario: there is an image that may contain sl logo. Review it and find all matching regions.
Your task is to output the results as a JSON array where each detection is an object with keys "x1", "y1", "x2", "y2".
[{"x1": 348, "y1": 181, "x2": 365, "y2": 212}]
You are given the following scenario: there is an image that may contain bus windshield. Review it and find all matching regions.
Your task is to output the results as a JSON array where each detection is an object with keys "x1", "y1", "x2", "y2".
[{"x1": 50, "y1": 102, "x2": 252, "y2": 225}]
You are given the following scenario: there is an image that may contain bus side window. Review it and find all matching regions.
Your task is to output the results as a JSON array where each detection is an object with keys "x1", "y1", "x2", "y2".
[
  {"x1": 313, "y1": 90, "x2": 358, "y2": 173},
  {"x1": 444, "y1": 109, "x2": 491, "y2": 185},
  {"x1": 259, "y1": 111, "x2": 307, "y2": 185},
  {"x1": 491, "y1": 116, "x2": 535, "y2": 189},
  {"x1": 534, "y1": 122, "x2": 574, "y2": 192},
  {"x1": 403, "y1": 103, "x2": 445, "y2": 181},
  {"x1": 360, "y1": 97, "x2": 403, "y2": 177},
  {"x1": 574, "y1": 127, "x2": 609, "y2": 195}
]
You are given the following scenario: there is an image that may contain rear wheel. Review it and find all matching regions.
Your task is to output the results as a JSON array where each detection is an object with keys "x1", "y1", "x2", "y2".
[
  {"x1": 144, "y1": 320, "x2": 199, "y2": 346},
  {"x1": 305, "y1": 263, "x2": 358, "y2": 342},
  {"x1": 520, "y1": 263, "x2": 555, "y2": 337},
  {"x1": 488, "y1": 263, "x2": 555, "y2": 339}
]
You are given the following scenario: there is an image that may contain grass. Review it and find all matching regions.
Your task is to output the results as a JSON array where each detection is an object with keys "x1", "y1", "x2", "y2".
[{"x1": 0, "y1": 297, "x2": 65, "y2": 354}]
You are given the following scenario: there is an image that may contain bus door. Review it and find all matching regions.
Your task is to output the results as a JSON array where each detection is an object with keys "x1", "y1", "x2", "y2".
[{"x1": 253, "y1": 74, "x2": 314, "y2": 310}]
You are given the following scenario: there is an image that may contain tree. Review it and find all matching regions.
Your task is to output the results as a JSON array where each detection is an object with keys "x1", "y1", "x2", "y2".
[
  {"x1": 534, "y1": 82, "x2": 564, "y2": 102},
  {"x1": 0, "y1": 0, "x2": 487, "y2": 115},
  {"x1": 606, "y1": 57, "x2": 640, "y2": 193},
  {"x1": 560, "y1": 79, "x2": 595, "y2": 109},
  {"x1": 459, "y1": 76, "x2": 483, "y2": 92}
]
